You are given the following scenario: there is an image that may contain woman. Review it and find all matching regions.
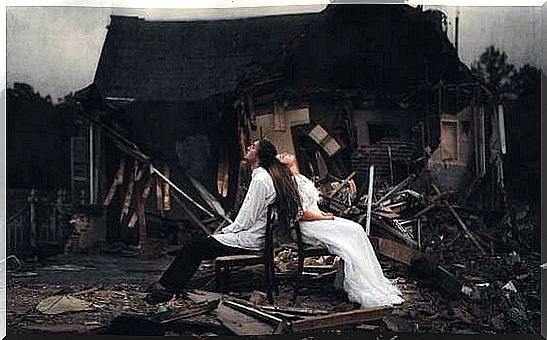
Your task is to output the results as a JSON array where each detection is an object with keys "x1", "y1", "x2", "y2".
[{"x1": 277, "y1": 153, "x2": 404, "y2": 308}]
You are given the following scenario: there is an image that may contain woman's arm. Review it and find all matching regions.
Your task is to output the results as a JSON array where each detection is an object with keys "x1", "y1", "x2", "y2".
[{"x1": 302, "y1": 210, "x2": 334, "y2": 221}]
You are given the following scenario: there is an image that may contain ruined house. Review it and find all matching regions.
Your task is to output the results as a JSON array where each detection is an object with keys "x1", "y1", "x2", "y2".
[{"x1": 72, "y1": 4, "x2": 508, "y2": 251}]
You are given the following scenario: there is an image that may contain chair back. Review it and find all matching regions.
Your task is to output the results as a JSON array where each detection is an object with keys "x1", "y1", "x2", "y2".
[
  {"x1": 264, "y1": 203, "x2": 276, "y2": 263},
  {"x1": 290, "y1": 220, "x2": 305, "y2": 261},
  {"x1": 264, "y1": 203, "x2": 278, "y2": 303}
]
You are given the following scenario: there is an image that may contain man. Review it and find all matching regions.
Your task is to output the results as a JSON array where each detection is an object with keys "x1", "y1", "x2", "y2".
[{"x1": 146, "y1": 139, "x2": 292, "y2": 304}]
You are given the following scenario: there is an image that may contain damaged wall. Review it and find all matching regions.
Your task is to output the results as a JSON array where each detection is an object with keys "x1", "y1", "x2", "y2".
[
  {"x1": 428, "y1": 105, "x2": 479, "y2": 194},
  {"x1": 252, "y1": 107, "x2": 311, "y2": 156}
]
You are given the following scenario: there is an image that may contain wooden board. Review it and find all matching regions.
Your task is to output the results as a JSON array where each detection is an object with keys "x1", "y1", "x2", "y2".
[
  {"x1": 187, "y1": 289, "x2": 274, "y2": 336},
  {"x1": 370, "y1": 237, "x2": 421, "y2": 266},
  {"x1": 290, "y1": 306, "x2": 393, "y2": 333}
]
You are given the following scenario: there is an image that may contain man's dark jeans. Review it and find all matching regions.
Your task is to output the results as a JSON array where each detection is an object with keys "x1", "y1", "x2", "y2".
[{"x1": 159, "y1": 236, "x2": 247, "y2": 293}]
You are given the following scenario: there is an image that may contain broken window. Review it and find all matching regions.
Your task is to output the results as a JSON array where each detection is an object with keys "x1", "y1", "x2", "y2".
[
  {"x1": 367, "y1": 123, "x2": 400, "y2": 144},
  {"x1": 440, "y1": 120, "x2": 459, "y2": 161}
]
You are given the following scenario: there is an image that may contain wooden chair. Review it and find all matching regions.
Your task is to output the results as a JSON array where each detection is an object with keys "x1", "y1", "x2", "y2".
[
  {"x1": 290, "y1": 220, "x2": 332, "y2": 305},
  {"x1": 214, "y1": 204, "x2": 277, "y2": 304}
]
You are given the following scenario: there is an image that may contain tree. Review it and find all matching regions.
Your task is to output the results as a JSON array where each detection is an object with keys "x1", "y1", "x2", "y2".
[
  {"x1": 471, "y1": 45, "x2": 515, "y2": 99},
  {"x1": 510, "y1": 64, "x2": 541, "y2": 100}
]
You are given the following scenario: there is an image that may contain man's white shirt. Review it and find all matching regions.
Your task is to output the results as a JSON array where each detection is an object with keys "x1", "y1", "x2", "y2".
[{"x1": 211, "y1": 166, "x2": 276, "y2": 251}]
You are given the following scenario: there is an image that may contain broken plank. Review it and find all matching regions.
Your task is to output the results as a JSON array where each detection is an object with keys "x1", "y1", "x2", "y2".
[
  {"x1": 120, "y1": 164, "x2": 136, "y2": 222},
  {"x1": 431, "y1": 184, "x2": 486, "y2": 255},
  {"x1": 417, "y1": 218, "x2": 422, "y2": 250},
  {"x1": 137, "y1": 184, "x2": 148, "y2": 258},
  {"x1": 156, "y1": 299, "x2": 220, "y2": 325},
  {"x1": 186, "y1": 290, "x2": 274, "y2": 336},
  {"x1": 288, "y1": 306, "x2": 393, "y2": 333},
  {"x1": 152, "y1": 165, "x2": 215, "y2": 219},
  {"x1": 260, "y1": 305, "x2": 330, "y2": 316},
  {"x1": 365, "y1": 165, "x2": 374, "y2": 235},
  {"x1": 373, "y1": 211, "x2": 400, "y2": 220},
  {"x1": 103, "y1": 156, "x2": 126, "y2": 206},
  {"x1": 311, "y1": 269, "x2": 338, "y2": 280},
  {"x1": 373, "y1": 217, "x2": 418, "y2": 248},
  {"x1": 223, "y1": 300, "x2": 282, "y2": 325},
  {"x1": 156, "y1": 177, "x2": 164, "y2": 217},
  {"x1": 327, "y1": 171, "x2": 356, "y2": 199},
  {"x1": 163, "y1": 165, "x2": 171, "y2": 211},
  {"x1": 370, "y1": 237, "x2": 421, "y2": 266},
  {"x1": 374, "y1": 174, "x2": 416, "y2": 207},
  {"x1": 412, "y1": 203, "x2": 438, "y2": 219}
]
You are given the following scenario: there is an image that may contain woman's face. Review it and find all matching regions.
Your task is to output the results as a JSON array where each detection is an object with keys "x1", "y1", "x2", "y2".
[{"x1": 277, "y1": 152, "x2": 296, "y2": 167}]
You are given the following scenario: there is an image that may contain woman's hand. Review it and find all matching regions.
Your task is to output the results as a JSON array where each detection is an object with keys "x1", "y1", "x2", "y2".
[
  {"x1": 302, "y1": 210, "x2": 335, "y2": 221},
  {"x1": 320, "y1": 211, "x2": 334, "y2": 220}
]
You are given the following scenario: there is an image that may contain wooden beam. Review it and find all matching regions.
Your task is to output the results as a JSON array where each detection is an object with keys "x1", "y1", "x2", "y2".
[
  {"x1": 374, "y1": 174, "x2": 416, "y2": 207},
  {"x1": 120, "y1": 164, "x2": 136, "y2": 222},
  {"x1": 365, "y1": 165, "x2": 374, "y2": 235},
  {"x1": 155, "y1": 177, "x2": 164, "y2": 217},
  {"x1": 260, "y1": 305, "x2": 330, "y2": 316},
  {"x1": 327, "y1": 171, "x2": 356, "y2": 199},
  {"x1": 187, "y1": 290, "x2": 274, "y2": 336},
  {"x1": 152, "y1": 165, "x2": 215, "y2": 220},
  {"x1": 103, "y1": 156, "x2": 126, "y2": 206},
  {"x1": 172, "y1": 194, "x2": 212, "y2": 236},
  {"x1": 431, "y1": 184, "x2": 486, "y2": 255},
  {"x1": 372, "y1": 217, "x2": 418, "y2": 248},
  {"x1": 223, "y1": 300, "x2": 283, "y2": 325},
  {"x1": 162, "y1": 165, "x2": 171, "y2": 211},
  {"x1": 411, "y1": 203, "x2": 437, "y2": 219},
  {"x1": 156, "y1": 299, "x2": 220, "y2": 325},
  {"x1": 370, "y1": 237, "x2": 421, "y2": 266},
  {"x1": 288, "y1": 306, "x2": 393, "y2": 333}
]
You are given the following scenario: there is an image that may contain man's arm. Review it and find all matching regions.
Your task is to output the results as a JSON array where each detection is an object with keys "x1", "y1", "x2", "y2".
[{"x1": 218, "y1": 178, "x2": 268, "y2": 234}]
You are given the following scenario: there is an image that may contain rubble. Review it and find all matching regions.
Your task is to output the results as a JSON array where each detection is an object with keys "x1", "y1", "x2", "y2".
[
  {"x1": 36, "y1": 295, "x2": 93, "y2": 315},
  {"x1": 7, "y1": 159, "x2": 540, "y2": 335}
]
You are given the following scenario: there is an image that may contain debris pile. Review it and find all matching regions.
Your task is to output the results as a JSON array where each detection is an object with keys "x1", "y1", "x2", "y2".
[{"x1": 315, "y1": 170, "x2": 540, "y2": 334}]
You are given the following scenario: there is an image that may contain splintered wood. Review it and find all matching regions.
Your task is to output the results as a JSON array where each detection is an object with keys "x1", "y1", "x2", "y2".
[
  {"x1": 289, "y1": 307, "x2": 393, "y2": 333},
  {"x1": 156, "y1": 177, "x2": 164, "y2": 217},
  {"x1": 163, "y1": 166, "x2": 171, "y2": 211},
  {"x1": 128, "y1": 177, "x2": 154, "y2": 229},
  {"x1": 120, "y1": 161, "x2": 138, "y2": 222},
  {"x1": 103, "y1": 156, "x2": 126, "y2": 206},
  {"x1": 185, "y1": 289, "x2": 392, "y2": 336},
  {"x1": 370, "y1": 237, "x2": 420, "y2": 266},
  {"x1": 431, "y1": 183, "x2": 486, "y2": 255}
]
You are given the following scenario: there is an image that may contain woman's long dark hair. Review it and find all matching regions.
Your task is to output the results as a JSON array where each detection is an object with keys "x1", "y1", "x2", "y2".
[{"x1": 258, "y1": 139, "x2": 302, "y2": 227}]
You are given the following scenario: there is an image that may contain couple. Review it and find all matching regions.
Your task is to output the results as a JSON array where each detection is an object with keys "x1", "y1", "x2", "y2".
[{"x1": 146, "y1": 139, "x2": 403, "y2": 308}]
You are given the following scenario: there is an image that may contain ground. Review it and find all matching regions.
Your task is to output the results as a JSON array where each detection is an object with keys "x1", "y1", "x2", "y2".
[{"x1": 6, "y1": 237, "x2": 540, "y2": 336}]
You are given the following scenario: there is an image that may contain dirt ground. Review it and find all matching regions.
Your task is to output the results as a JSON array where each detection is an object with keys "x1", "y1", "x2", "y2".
[{"x1": 6, "y1": 241, "x2": 539, "y2": 336}]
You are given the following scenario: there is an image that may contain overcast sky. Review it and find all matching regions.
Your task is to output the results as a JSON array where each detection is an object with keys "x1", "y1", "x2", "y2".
[{"x1": 6, "y1": 4, "x2": 545, "y2": 102}]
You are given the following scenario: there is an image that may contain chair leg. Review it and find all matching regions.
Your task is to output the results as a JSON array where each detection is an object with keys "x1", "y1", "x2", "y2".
[
  {"x1": 292, "y1": 255, "x2": 304, "y2": 306},
  {"x1": 215, "y1": 261, "x2": 221, "y2": 291},
  {"x1": 265, "y1": 262, "x2": 274, "y2": 304}
]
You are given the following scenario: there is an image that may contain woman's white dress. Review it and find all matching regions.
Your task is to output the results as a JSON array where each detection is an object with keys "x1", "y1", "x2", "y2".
[{"x1": 294, "y1": 174, "x2": 404, "y2": 308}]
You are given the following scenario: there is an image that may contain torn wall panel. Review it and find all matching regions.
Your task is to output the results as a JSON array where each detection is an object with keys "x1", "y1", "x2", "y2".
[{"x1": 252, "y1": 107, "x2": 310, "y2": 156}]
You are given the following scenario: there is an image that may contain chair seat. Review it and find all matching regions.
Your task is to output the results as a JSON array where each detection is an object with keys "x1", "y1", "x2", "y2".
[
  {"x1": 215, "y1": 253, "x2": 266, "y2": 265},
  {"x1": 302, "y1": 245, "x2": 331, "y2": 257}
]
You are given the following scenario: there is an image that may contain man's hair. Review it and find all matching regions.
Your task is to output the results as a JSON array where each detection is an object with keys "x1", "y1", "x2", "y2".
[
  {"x1": 257, "y1": 139, "x2": 301, "y2": 227},
  {"x1": 257, "y1": 139, "x2": 278, "y2": 169}
]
